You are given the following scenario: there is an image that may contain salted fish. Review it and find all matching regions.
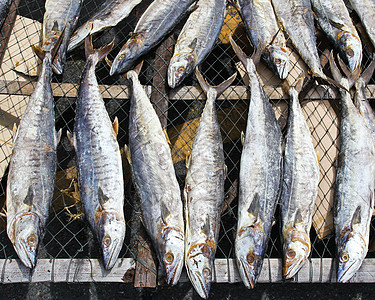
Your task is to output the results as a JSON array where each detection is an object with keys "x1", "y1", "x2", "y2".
[
  {"x1": 230, "y1": 37, "x2": 282, "y2": 289},
  {"x1": 329, "y1": 53, "x2": 375, "y2": 283},
  {"x1": 68, "y1": 37, "x2": 125, "y2": 270},
  {"x1": 235, "y1": 0, "x2": 289, "y2": 79},
  {"x1": 280, "y1": 78, "x2": 320, "y2": 279},
  {"x1": 126, "y1": 63, "x2": 184, "y2": 285},
  {"x1": 311, "y1": 0, "x2": 362, "y2": 72},
  {"x1": 184, "y1": 69, "x2": 236, "y2": 298},
  {"x1": 110, "y1": 0, "x2": 196, "y2": 75},
  {"x1": 348, "y1": 0, "x2": 375, "y2": 48},
  {"x1": 6, "y1": 51, "x2": 60, "y2": 269},
  {"x1": 41, "y1": 0, "x2": 83, "y2": 74},
  {"x1": 167, "y1": 0, "x2": 226, "y2": 88},
  {"x1": 68, "y1": 0, "x2": 142, "y2": 52}
]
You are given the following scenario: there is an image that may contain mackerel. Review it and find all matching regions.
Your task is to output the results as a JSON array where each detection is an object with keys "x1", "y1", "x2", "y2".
[
  {"x1": 235, "y1": 0, "x2": 289, "y2": 79},
  {"x1": 6, "y1": 50, "x2": 60, "y2": 269},
  {"x1": 110, "y1": 0, "x2": 196, "y2": 75},
  {"x1": 230, "y1": 37, "x2": 282, "y2": 289},
  {"x1": 329, "y1": 52, "x2": 375, "y2": 283},
  {"x1": 68, "y1": 37, "x2": 125, "y2": 270},
  {"x1": 68, "y1": 0, "x2": 142, "y2": 52},
  {"x1": 40, "y1": 0, "x2": 83, "y2": 74},
  {"x1": 126, "y1": 63, "x2": 184, "y2": 285},
  {"x1": 348, "y1": 0, "x2": 375, "y2": 48},
  {"x1": 280, "y1": 78, "x2": 320, "y2": 279},
  {"x1": 167, "y1": 0, "x2": 226, "y2": 88},
  {"x1": 184, "y1": 69, "x2": 236, "y2": 298},
  {"x1": 311, "y1": 0, "x2": 362, "y2": 72}
]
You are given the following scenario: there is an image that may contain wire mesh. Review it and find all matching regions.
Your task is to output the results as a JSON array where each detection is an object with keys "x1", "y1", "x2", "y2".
[{"x1": 0, "y1": 0, "x2": 374, "y2": 282}]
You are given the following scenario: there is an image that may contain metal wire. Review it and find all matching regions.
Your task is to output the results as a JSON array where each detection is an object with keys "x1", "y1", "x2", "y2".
[{"x1": 0, "y1": 0, "x2": 374, "y2": 281}]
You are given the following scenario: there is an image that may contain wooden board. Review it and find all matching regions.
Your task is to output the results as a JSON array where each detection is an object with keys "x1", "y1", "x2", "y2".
[{"x1": 1, "y1": 258, "x2": 375, "y2": 283}]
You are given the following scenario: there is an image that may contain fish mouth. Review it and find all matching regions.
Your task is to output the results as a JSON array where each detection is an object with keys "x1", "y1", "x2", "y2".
[
  {"x1": 337, "y1": 259, "x2": 362, "y2": 283},
  {"x1": 276, "y1": 61, "x2": 289, "y2": 80},
  {"x1": 103, "y1": 238, "x2": 119, "y2": 270},
  {"x1": 191, "y1": 270, "x2": 210, "y2": 299},
  {"x1": 237, "y1": 257, "x2": 256, "y2": 289},
  {"x1": 17, "y1": 239, "x2": 36, "y2": 269},
  {"x1": 283, "y1": 256, "x2": 307, "y2": 279},
  {"x1": 165, "y1": 256, "x2": 183, "y2": 285}
]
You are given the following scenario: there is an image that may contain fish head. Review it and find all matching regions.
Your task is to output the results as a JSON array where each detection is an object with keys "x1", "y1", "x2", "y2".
[
  {"x1": 337, "y1": 32, "x2": 362, "y2": 72},
  {"x1": 110, "y1": 33, "x2": 144, "y2": 76},
  {"x1": 159, "y1": 226, "x2": 184, "y2": 285},
  {"x1": 13, "y1": 213, "x2": 41, "y2": 268},
  {"x1": 264, "y1": 45, "x2": 289, "y2": 79},
  {"x1": 96, "y1": 211, "x2": 126, "y2": 270},
  {"x1": 337, "y1": 230, "x2": 367, "y2": 283},
  {"x1": 235, "y1": 223, "x2": 265, "y2": 289},
  {"x1": 185, "y1": 242, "x2": 215, "y2": 298},
  {"x1": 168, "y1": 52, "x2": 196, "y2": 88},
  {"x1": 283, "y1": 229, "x2": 311, "y2": 279}
]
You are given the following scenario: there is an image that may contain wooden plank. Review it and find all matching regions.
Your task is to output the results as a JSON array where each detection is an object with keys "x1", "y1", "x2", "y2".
[{"x1": 0, "y1": 0, "x2": 21, "y2": 67}]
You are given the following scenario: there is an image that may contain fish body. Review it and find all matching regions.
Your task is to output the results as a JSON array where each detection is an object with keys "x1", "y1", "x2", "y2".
[
  {"x1": 127, "y1": 67, "x2": 184, "y2": 285},
  {"x1": 280, "y1": 80, "x2": 320, "y2": 279},
  {"x1": 236, "y1": 0, "x2": 289, "y2": 79},
  {"x1": 167, "y1": 0, "x2": 226, "y2": 88},
  {"x1": 70, "y1": 39, "x2": 125, "y2": 270},
  {"x1": 42, "y1": 0, "x2": 83, "y2": 74},
  {"x1": 329, "y1": 54, "x2": 375, "y2": 283},
  {"x1": 232, "y1": 40, "x2": 282, "y2": 288},
  {"x1": 311, "y1": 0, "x2": 362, "y2": 72},
  {"x1": 68, "y1": 0, "x2": 142, "y2": 52},
  {"x1": 110, "y1": 0, "x2": 196, "y2": 75},
  {"x1": 0, "y1": 0, "x2": 11, "y2": 29},
  {"x1": 348, "y1": 0, "x2": 375, "y2": 48},
  {"x1": 184, "y1": 70, "x2": 235, "y2": 298},
  {"x1": 271, "y1": 0, "x2": 327, "y2": 80},
  {"x1": 6, "y1": 53, "x2": 59, "y2": 269}
]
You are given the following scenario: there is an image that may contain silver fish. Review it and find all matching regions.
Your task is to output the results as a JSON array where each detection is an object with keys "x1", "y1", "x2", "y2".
[
  {"x1": 230, "y1": 37, "x2": 282, "y2": 289},
  {"x1": 167, "y1": 0, "x2": 226, "y2": 88},
  {"x1": 329, "y1": 52, "x2": 375, "y2": 283},
  {"x1": 348, "y1": 0, "x2": 375, "y2": 48},
  {"x1": 184, "y1": 69, "x2": 236, "y2": 298},
  {"x1": 126, "y1": 63, "x2": 184, "y2": 285},
  {"x1": 40, "y1": 0, "x2": 83, "y2": 74},
  {"x1": 68, "y1": 37, "x2": 125, "y2": 270},
  {"x1": 67, "y1": 0, "x2": 142, "y2": 52},
  {"x1": 235, "y1": 0, "x2": 289, "y2": 79},
  {"x1": 110, "y1": 0, "x2": 196, "y2": 75},
  {"x1": 311, "y1": 0, "x2": 362, "y2": 72},
  {"x1": 280, "y1": 78, "x2": 320, "y2": 279},
  {"x1": 271, "y1": 0, "x2": 337, "y2": 86},
  {"x1": 6, "y1": 51, "x2": 60, "y2": 269}
]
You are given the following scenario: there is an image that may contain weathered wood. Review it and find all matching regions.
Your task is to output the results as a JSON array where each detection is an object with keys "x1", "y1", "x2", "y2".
[{"x1": 0, "y1": 0, "x2": 21, "y2": 68}]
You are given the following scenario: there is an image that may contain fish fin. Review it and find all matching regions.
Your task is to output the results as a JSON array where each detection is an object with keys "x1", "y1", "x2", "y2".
[
  {"x1": 251, "y1": 43, "x2": 263, "y2": 66},
  {"x1": 124, "y1": 61, "x2": 143, "y2": 80},
  {"x1": 270, "y1": 26, "x2": 282, "y2": 46},
  {"x1": 196, "y1": 67, "x2": 236, "y2": 97},
  {"x1": 112, "y1": 117, "x2": 119, "y2": 137},
  {"x1": 187, "y1": 3, "x2": 199, "y2": 13},
  {"x1": 85, "y1": 35, "x2": 114, "y2": 66},
  {"x1": 328, "y1": 51, "x2": 344, "y2": 84},
  {"x1": 163, "y1": 129, "x2": 171, "y2": 145},
  {"x1": 229, "y1": 35, "x2": 249, "y2": 70},
  {"x1": 202, "y1": 215, "x2": 210, "y2": 236},
  {"x1": 188, "y1": 38, "x2": 197, "y2": 51},
  {"x1": 98, "y1": 186, "x2": 110, "y2": 207},
  {"x1": 360, "y1": 57, "x2": 375, "y2": 85},
  {"x1": 311, "y1": 10, "x2": 318, "y2": 20},
  {"x1": 161, "y1": 201, "x2": 170, "y2": 224},
  {"x1": 294, "y1": 209, "x2": 303, "y2": 226},
  {"x1": 337, "y1": 55, "x2": 361, "y2": 87},
  {"x1": 23, "y1": 185, "x2": 34, "y2": 206},
  {"x1": 124, "y1": 144, "x2": 131, "y2": 165},
  {"x1": 316, "y1": 150, "x2": 321, "y2": 165},
  {"x1": 328, "y1": 19, "x2": 345, "y2": 30},
  {"x1": 294, "y1": 77, "x2": 304, "y2": 94},
  {"x1": 281, "y1": 80, "x2": 290, "y2": 96},
  {"x1": 33, "y1": 25, "x2": 67, "y2": 61},
  {"x1": 55, "y1": 128, "x2": 62, "y2": 146},
  {"x1": 351, "y1": 206, "x2": 361, "y2": 228},
  {"x1": 224, "y1": 164, "x2": 228, "y2": 179},
  {"x1": 185, "y1": 151, "x2": 191, "y2": 169},
  {"x1": 247, "y1": 193, "x2": 260, "y2": 224},
  {"x1": 67, "y1": 131, "x2": 75, "y2": 148},
  {"x1": 32, "y1": 45, "x2": 45, "y2": 61},
  {"x1": 105, "y1": 57, "x2": 113, "y2": 69},
  {"x1": 12, "y1": 123, "x2": 18, "y2": 143},
  {"x1": 241, "y1": 131, "x2": 245, "y2": 145},
  {"x1": 281, "y1": 138, "x2": 286, "y2": 155}
]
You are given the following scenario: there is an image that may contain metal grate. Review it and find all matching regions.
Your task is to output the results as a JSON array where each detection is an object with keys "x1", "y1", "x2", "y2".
[{"x1": 0, "y1": 0, "x2": 374, "y2": 282}]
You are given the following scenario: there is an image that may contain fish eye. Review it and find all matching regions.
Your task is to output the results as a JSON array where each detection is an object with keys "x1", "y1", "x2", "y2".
[
  {"x1": 341, "y1": 253, "x2": 349, "y2": 263},
  {"x1": 165, "y1": 252, "x2": 174, "y2": 264},
  {"x1": 178, "y1": 66, "x2": 185, "y2": 73},
  {"x1": 346, "y1": 49, "x2": 354, "y2": 57},
  {"x1": 274, "y1": 58, "x2": 281, "y2": 64},
  {"x1": 203, "y1": 267, "x2": 210, "y2": 277},
  {"x1": 103, "y1": 235, "x2": 111, "y2": 247},
  {"x1": 287, "y1": 249, "x2": 296, "y2": 259},
  {"x1": 27, "y1": 234, "x2": 37, "y2": 247},
  {"x1": 247, "y1": 253, "x2": 255, "y2": 264}
]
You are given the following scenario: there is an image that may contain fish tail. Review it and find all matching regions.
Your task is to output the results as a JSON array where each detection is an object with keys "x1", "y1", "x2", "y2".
[
  {"x1": 195, "y1": 67, "x2": 236, "y2": 98},
  {"x1": 229, "y1": 35, "x2": 261, "y2": 67},
  {"x1": 84, "y1": 35, "x2": 114, "y2": 66},
  {"x1": 282, "y1": 77, "x2": 304, "y2": 98},
  {"x1": 360, "y1": 57, "x2": 375, "y2": 85}
]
